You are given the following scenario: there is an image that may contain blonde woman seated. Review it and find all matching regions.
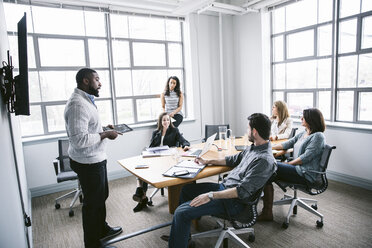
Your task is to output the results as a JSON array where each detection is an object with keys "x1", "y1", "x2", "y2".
[
  {"x1": 132, "y1": 112, "x2": 190, "y2": 212},
  {"x1": 270, "y1": 100, "x2": 293, "y2": 141}
]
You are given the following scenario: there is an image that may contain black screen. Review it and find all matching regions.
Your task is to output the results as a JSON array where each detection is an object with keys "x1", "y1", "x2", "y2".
[{"x1": 14, "y1": 13, "x2": 30, "y2": 116}]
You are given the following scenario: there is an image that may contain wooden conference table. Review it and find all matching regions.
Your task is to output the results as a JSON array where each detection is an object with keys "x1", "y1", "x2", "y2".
[{"x1": 118, "y1": 138, "x2": 285, "y2": 214}]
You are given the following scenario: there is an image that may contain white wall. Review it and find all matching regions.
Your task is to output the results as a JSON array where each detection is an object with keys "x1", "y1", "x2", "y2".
[
  {"x1": 232, "y1": 12, "x2": 264, "y2": 135},
  {"x1": 0, "y1": 1, "x2": 30, "y2": 247}
]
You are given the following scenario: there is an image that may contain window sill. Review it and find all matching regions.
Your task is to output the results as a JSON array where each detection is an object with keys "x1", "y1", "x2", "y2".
[
  {"x1": 22, "y1": 118, "x2": 197, "y2": 144},
  {"x1": 293, "y1": 119, "x2": 372, "y2": 133}
]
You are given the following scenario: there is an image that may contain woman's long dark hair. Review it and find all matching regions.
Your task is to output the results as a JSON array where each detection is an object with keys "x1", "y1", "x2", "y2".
[
  {"x1": 164, "y1": 76, "x2": 181, "y2": 97},
  {"x1": 303, "y1": 108, "x2": 326, "y2": 134},
  {"x1": 157, "y1": 112, "x2": 175, "y2": 131}
]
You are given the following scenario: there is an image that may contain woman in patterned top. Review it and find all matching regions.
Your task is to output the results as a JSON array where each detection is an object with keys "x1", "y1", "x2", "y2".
[{"x1": 161, "y1": 76, "x2": 184, "y2": 127}]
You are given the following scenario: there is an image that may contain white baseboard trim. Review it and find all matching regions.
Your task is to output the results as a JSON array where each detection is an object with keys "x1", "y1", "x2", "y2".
[
  {"x1": 327, "y1": 170, "x2": 372, "y2": 191},
  {"x1": 30, "y1": 170, "x2": 132, "y2": 198}
]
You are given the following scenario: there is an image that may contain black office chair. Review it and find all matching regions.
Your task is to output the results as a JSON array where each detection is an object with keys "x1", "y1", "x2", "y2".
[
  {"x1": 288, "y1": 127, "x2": 298, "y2": 139},
  {"x1": 274, "y1": 144, "x2": 336, "y2": 229},
  {"x1": 191, "y1": 185, "x2": 266, "y2": 247},
  {"x1": 202, "y1": 124, "x2": 230, "y2": 142},
  {"x1": 53, "y1": 139, "x2": 83, "y2": 217}
]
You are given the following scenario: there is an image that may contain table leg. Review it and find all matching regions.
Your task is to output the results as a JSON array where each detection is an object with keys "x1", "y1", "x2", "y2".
[{"x1": 167, "y1": 184, "x2": 185, "y2": 214}]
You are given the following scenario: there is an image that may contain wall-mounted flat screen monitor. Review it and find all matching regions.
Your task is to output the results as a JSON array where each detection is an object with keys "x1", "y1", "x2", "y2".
[{"x1": 14, "y1": 12, "x2": 30, "y2": 116}]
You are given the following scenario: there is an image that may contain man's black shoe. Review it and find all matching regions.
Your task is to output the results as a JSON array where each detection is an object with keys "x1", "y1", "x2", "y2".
[{"x1": 102, "y1": 226, "x2": 122, "y2": 240}]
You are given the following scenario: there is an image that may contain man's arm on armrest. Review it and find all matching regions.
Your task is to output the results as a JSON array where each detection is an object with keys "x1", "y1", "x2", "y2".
[{"x1": 189, "y1": 187, "x2": 238, "y2": 207}]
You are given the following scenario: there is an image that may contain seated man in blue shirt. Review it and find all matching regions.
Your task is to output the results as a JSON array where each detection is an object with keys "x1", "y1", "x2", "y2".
[{"x1": 163, "y1": 113, "x2": 277, "y2": 248}]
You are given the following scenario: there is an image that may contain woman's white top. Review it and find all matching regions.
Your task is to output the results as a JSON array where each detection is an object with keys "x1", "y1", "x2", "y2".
[
  {"x1": 271, "y1": 117, "x2": 293, "y2": 140},
  {"x1": 164, "y1": 91, "x2": 183, "y2": 116},
  {"x1": 160, "y1": 136, "x2": 165, "y2": 146}
]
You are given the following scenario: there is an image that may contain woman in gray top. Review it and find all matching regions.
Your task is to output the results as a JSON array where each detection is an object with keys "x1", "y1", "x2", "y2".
[
  {"x1": 161, "y1": 76, "x2": 184, "y2": 127},
  {"x1": 258, "y1": 108, "x2": 326, "y2": 221}
]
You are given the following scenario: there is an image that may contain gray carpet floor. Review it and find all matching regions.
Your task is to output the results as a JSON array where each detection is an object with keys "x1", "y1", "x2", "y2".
[{"x1": 31, "y1": 175, "x2": 372, "y2": 248}]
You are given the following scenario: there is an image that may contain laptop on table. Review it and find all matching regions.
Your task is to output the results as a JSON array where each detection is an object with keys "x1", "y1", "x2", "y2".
[{"x1": 183, "y1": 133, "x2": 217, "y2": 157}]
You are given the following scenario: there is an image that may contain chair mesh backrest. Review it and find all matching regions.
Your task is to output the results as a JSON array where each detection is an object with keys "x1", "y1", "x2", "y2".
[
  {"x1": 319, "y1": 144, "x2": 336, "y2": 172},
  {"x1": 289, "y1": 128, "x2": 298, "y2": 139},
  {"x1": 58, "y1": 139, "x2": 72, "y2": 172},
  {"x1": 205, "y1": 124, "x2": 230, "y2": 141}
]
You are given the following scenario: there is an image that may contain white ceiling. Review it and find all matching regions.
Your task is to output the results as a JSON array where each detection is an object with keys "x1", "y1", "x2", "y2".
[{"x1": 41, "y1": 0, "x2": 288, "y2": 16}]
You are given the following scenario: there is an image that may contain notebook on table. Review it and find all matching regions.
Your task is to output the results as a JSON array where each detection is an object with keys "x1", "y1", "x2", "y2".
[
  {"x1": 163, "y1": 160, "x2": 206, "y2": 179},
  {"x1": 182, "y1": 133, "x2": 217, "y2": 157}
]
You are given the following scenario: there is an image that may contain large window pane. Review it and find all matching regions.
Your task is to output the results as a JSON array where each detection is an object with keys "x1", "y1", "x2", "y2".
[
  {"x1": 338, "y1": 55, "x2": 357, "y2": 88},
  {"x1": 339, "y1": 19, "x2": 357, "y2": 54},
  {"x1": 273, "y1": 91, "x2": 284, "y2": 102},
  {"x1": 287, "y1": 30, "x2": 314, "y2": 59},
  {"x1": 46, "y1": 105, "x2": 65, "y2": 132},
  {"x1": 340, "y1": 0, "x2": 360, "y2": 18},
  {"x1": 317, "y1": 58, "x2": 332, "y2": 88},
  {"x1": 359, "y1": 92, "x2": 372, "y2": 121},
  {"x1": 168, "y1": 43, "x2": 183, "y2": 67},
  {"x1": 362, "y1": 0, "x2": 372, "y2": 12},
  {"x1": 318, "y1": 0, "x2": 333, "y2": 23},
  {"x1": 114, "y1": 70, "x2": 133, "y2": 97},
  {"x1": 129, "y1": 16, "x2": 165, "y2": 40},
  {"x1": 3, "y1": 3, "x2": 33, "y2": 33},
  {"x1": 117, "y1": 99, "x2": 134, "y2": 124},
  {"x1": 361, "y1": 16, "x2": 372, "y2": 49},
  {"x1": 39, "y1": 38, "x2": 85, "y2": 67},
  {"x1": 8, "y1": 36, "x2": 36, "y2": 69},
  {"x1": 318, "y1": 91, "x2": 331, "y2": 120},
  {"x1": 39, "y1": 71, "x2": 76, "y2": 101},
  {"x1": 337, "y1": 91, "x2": 354, "y2": 121},
  {"x1": 96, "y1": 100, "x2": 113, "y2": 126},
  {"x1": 273, "y1": 36, "x2": 283, "y2": 62},
  {"x1": 272, "y1": 7, "x2": 285, "y2": 34},
  {"x1": 166, "y1": 20, "x2": 181, "y2": 41},
  {"x1": 318, "y1": 24, "x2": 332, "y2": 56},
  {"x1": 358, "y1": 53, "x2": 372, "y2": 87},
  {"x1": 95, "y1": 70, "x2": 111, "y2": 98},
  {"x1": 273, "y1": 64, "x2": 285, "y2": 89},
  {"x1": 287, "y1": 60, "x2": 316, "y2": 89},
  {"x1": 112, "y1": 40, "x2": 130, "y2": 67},
  {"x1": 88, "y1": 39, "x2": 108, "y2": 67},
  {"x1": 132, "y1": 70, "x2": 167, "y2": 95},
  {"x1": 19, "y1": 106, "x2": 43, "y2": 136},
  {"x1": 286, "y1": 0, "x2": 317, "y2": 31},
  {"x1": 29, "y1": 71, "x2": 41, "y2": 103},
  {"x1": 110, "y1": 14, "x2": 129, "y2": 38},
  {"x1": 32, "y1": 6, "x2": 84, "y2": 35},
  {"x1": 137, "y1": 98, "x2": 162, "y2": 122},
  {"x1": 287, "y1": 92, "x2": 313, "y2": 116},
  {"x1": 84, "y1": 11, "x2": 106, "y2": 37},
  {"x1": 132, "y1": 42, "x2": 166, "y2": 66}
]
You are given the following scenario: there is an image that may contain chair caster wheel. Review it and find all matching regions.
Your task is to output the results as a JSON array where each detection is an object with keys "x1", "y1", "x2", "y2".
[
  {"x1": 311, "y1": 204, "x2": 318, "y2": 210},
  {"x1": 282, "y1": 222, "x2": 289, "y2": 229},
  {"x1": 293, "y1": 205, "x2": 297, "y2": 214},
  {"x1": 147, "y1": 201, "x2": 153, "y2": 206},
  {"x1": 55, "y1": 203, "x2": 60, "y2": 209},
  {"x1": 248, "y1": 233, "x2": 255, "y2": 242},
  {"x1": 316, "y1": 220, "x2": 323, "y2": 228},
  {"x1": 69, "y1": 210, "x2": 74, "y2": 217}
]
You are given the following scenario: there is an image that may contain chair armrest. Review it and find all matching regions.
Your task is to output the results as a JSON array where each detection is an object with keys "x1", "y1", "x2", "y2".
[
  {"x1": 53, "y1": 159, "x2": 59, "y2": 176},
  {"x1": 304, "y1": 170, "x2": 326, "y2": 175}
]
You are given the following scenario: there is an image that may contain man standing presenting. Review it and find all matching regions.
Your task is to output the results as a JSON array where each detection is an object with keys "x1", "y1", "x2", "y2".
[
  {"x1": 64, "y1": 68, "x2": 122, "y2": 248},
  {"x1": 166, "y1": 113, "x2": 277, "y2": 248}
]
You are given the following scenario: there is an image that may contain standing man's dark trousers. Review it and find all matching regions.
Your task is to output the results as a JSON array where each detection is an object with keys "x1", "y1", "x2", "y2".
[{"x1": 70, "y1": 159, "x2": 110, "y2": 248}]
